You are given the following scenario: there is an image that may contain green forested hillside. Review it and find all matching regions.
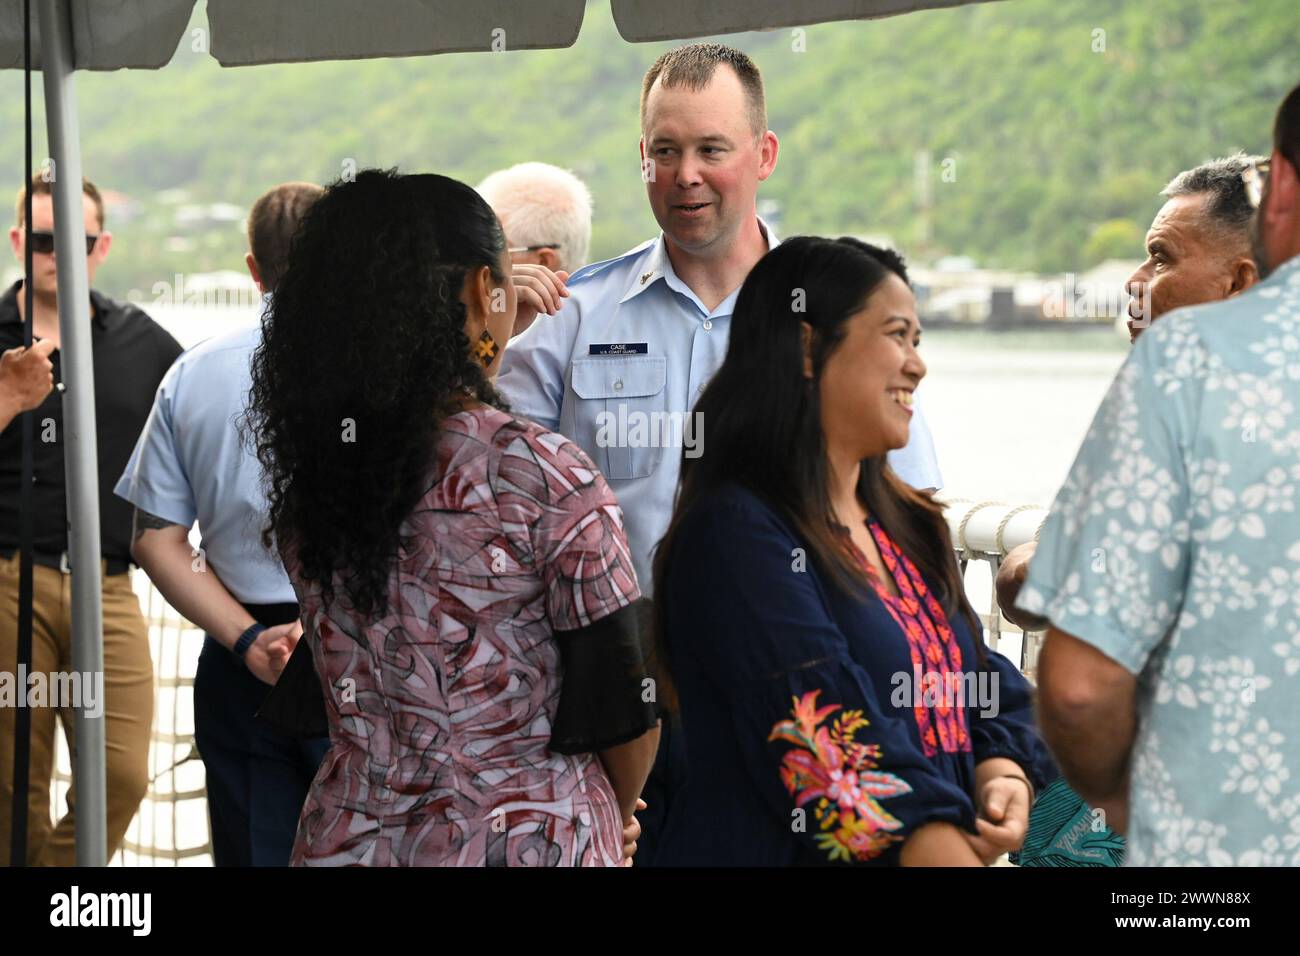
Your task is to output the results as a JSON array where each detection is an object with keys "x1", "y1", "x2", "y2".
[{"x1": 0, "y1": 0, "x2": 1294, "y2": 297}]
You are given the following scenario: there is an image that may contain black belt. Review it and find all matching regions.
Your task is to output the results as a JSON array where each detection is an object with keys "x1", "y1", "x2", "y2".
[
  {"x1": 2, "y1": 549, "x2": 133, "y2": 577},
  {"x1": 240, "y1": 601, "x2": 300, "y2": 628}
]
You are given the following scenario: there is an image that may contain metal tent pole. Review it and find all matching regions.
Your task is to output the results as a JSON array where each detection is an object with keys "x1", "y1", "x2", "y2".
[
  {"x1": 10, "y1": 0, "x2": 38, "y2": 869},
  {"x1": 36, "y1": 0, "x2": 106, "y2": 867}
]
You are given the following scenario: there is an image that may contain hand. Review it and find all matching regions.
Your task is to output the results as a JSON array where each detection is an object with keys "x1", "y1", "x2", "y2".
[
  {"x1": 0, "y1": 339, "x2": 56, "y2": 414},
  {"x1": 620, "y1": 798, "x2": 647, "y2": 866},
  {"x1": 510, "y1": 264, "x2": 569, "y2": 333},
  {"x1": 244, "y1": 620, "x2": 302, "y2": 685},
  {"x1": 964, "y1": 775, "x2": 1032, "y2": 865},
  {"x1": 995, "y1": 541, "x2": 1049, "y2": 631}
]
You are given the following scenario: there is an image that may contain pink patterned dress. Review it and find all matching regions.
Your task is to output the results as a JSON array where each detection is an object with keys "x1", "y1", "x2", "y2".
[{"x1": 285, "y1": 405, "x2": 639, "y2": 866}]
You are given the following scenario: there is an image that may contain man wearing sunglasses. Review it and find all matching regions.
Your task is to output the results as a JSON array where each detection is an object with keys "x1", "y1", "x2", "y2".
[{"x1": 0, "y1": 174, "x2": 182, "y2": 865}]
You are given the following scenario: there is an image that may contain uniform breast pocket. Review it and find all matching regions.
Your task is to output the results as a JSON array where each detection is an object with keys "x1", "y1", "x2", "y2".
[{"x1": 570, "y1": 355, "x2": 668, "y2": 481}]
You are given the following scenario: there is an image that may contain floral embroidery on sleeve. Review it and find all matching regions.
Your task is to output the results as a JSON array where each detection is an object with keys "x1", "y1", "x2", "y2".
[{"x1": 768, "y1": 690, "x2": 912, "y2": 862}]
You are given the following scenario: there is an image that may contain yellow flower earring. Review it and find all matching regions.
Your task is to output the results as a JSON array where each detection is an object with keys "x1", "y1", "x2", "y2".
[{"x1": 474, "y1": 329, "x2": 500, "y2": 366}]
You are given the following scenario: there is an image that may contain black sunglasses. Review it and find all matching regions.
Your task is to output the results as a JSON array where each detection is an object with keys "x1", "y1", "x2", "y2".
[{"x1": 27, "y1": 230, "x2": 100, "y2": 256}]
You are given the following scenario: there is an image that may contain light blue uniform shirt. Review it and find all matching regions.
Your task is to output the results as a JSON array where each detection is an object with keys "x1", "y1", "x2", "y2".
[
  {"x1": 115, "y1": 320, "x2": 294, "y2": 604},
  {"x1": 888, "y1": 383, "x2": 942, "y2": 491},
  {"x1": 498, "y1": 223, "x2": 942, "y2": 591},
  {"x1": 1018, "y1": 254, "x2": 1300, "y2": 865}
]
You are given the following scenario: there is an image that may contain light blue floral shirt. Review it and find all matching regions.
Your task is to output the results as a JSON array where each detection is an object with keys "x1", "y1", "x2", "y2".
[{"x1": 1018, "y1": 254, "x2": 1300, "y2": 866}]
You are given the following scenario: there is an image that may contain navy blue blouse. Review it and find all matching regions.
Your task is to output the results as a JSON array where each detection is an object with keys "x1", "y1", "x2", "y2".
[{"x1": 655, "y1": 483, "x2": 1055, "y2": 866}]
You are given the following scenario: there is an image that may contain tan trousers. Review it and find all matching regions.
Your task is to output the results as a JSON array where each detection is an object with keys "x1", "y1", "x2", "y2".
[{"x1": 0, "y1": 552, "x2": 153, "y2": 865}]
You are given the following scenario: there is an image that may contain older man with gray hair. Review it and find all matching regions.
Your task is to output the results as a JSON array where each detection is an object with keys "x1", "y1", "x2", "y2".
[
  {"x1": 477, "y1": 161, "x2": 593, "y2": 337},
  {"x1": 1123, "y1": 152, "x2": 1264, "y2": 342},
  {"x1": 985, "y1": 151, "x2": 1268, "y2": 868},
  {"x1": 1003, "y1": 153, "x2": 1265, "y2": 634}
]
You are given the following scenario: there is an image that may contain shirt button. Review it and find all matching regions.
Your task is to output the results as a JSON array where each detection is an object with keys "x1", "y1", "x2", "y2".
[
  {"x1": 613, "y1": 379, "x2": 624, "y2": 391},
  {"x1": 703, "y1": 319, "x2": 713, "y2": 331}
]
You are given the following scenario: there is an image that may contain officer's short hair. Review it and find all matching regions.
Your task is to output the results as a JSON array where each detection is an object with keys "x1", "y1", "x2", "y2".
[{"x1": 640, "y1": 43, "x2": 766, "y2": 138}]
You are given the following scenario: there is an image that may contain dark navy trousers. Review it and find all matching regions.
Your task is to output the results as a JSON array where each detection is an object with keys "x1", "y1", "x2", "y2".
[{"x1": 193, "y1": 602, "x2": 328, "y2": 867}]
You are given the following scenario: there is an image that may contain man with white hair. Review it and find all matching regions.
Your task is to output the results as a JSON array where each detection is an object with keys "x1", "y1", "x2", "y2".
[{"x1": 477, "y1": 162, "x2": 592, "y2": 337}]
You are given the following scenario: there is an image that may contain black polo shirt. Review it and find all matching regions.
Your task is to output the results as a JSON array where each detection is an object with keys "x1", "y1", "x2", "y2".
[{"x1": 0, "y1": 281, "x2": 182, "y2": 563}]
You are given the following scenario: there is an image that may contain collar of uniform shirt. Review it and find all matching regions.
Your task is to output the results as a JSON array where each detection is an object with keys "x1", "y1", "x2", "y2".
[
  {"x1": 616, "y1": 216, "x2": 779, "y2": 307},
  {"x1": 0, "y1": 280, "x2": 111, "y2": 331}
]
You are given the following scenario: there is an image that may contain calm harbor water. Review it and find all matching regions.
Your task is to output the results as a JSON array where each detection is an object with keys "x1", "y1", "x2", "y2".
[
  {"x1": 153, "y1": 306, "x2": 1130, "y2": 511},
  {"x1": 917, "y1": 327, "x2": 1129, "y2": 507}
]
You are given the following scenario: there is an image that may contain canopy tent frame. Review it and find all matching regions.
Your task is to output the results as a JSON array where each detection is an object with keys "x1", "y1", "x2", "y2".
[{"x1": 25, "y1": 0, "x2": 107, "y2": 867}]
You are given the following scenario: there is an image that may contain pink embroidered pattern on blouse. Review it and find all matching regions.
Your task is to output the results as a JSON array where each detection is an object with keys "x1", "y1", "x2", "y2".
[{"x1": 845, "y1": 518, "x2": 972, "y2": 757}]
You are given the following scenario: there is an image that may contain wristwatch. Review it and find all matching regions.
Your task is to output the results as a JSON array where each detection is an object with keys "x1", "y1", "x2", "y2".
[{"x1": 233, "y1": 622, "x2": 266, "y2": 661}]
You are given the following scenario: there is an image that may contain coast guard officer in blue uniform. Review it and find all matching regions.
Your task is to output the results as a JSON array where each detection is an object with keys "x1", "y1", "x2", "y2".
[
  {"x1": 497, "y1": 43, "x2": 942, "y2": 863},
  {"x1": 500, "y1": 44, "x2": 940, "y2": 593}
]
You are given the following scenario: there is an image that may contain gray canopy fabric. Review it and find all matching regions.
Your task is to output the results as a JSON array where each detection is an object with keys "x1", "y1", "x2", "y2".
[
  {"x1": 2, "y1": 0, "x2": 998, "y2": 867},
  {"x1": 609, "y1": 0, "x2": 1000, "y2": 43},
  {"x1": 0, "y1": 0, "x2": 999, "y2": 70},
  {"x1": 0, "y1": 1, "x2": 587, "y2": 69},
  {"x1": 206, "y1": 0, "x2": 586, "y2": 67},
  {"x1": 0, "y1": 0, "x2": 194, "y2": 69}
]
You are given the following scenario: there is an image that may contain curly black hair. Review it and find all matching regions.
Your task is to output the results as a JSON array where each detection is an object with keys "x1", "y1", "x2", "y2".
[{"x1": 245, "y1": 168, "x2": 508, "y2": 617}]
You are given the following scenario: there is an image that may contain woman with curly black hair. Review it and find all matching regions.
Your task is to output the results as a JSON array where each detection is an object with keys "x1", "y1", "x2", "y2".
[{"x1": 247, "y1": 169, "x2": 660, "y2": 866}]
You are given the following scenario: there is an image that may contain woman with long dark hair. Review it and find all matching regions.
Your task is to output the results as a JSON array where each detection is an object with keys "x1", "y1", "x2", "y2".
[
  {"x1": 246, "y1": 169, "x2": 659, "y2": 866},
  {"x1": 652, "y1": 237, "x2": 1053, "y2": 866}
]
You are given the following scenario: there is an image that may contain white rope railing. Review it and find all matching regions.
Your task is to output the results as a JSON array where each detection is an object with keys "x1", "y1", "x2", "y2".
[{"x1": 940, "y1": 495, "x2": 1050, "y2": 677}]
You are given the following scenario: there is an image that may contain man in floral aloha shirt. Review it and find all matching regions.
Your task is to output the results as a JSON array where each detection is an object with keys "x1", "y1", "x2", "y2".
[{"x1": 1019, "y1": 81, "x2": 1300, "y2": 866}]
